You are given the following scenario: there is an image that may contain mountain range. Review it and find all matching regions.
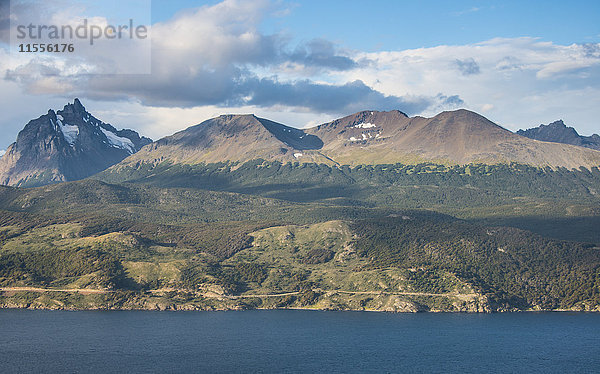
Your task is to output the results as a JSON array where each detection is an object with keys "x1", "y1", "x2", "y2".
[
  {"x1": 2, "y1": 100, "x2": 600, "y2": 188},
  {"x1": 119, "y1": 108, "x2": 600, "y2": 174},
  {"x1": 517, "y1": 120, "x2": 600, "y2": 151},
  {"x1": 0, "y1": 99, "x2": 151, "y2": 187},
  {"x1": 1, "y1": 100, "x2": 600, "y2": 312}
]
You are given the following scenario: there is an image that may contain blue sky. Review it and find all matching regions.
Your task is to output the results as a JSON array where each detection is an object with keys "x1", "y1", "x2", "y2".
[
  {"x1": 262, "y1": 0, "x2": 600, "y2": 52},
  {"x1": 0, "y1": 0, "x2": 599, "y2": 150},
  {"x1": 153, "y1": 0, "x2": 600, "y2": 50}
]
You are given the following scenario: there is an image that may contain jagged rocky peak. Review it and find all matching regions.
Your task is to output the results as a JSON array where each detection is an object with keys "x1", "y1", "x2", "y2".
[
  {"x1": 50, "y1": 98, "x2": 152, "y2": 153},
  {"x1": 61, "y1": 97, "x2": 86, "y2": 114},
  {"x1": 548, "y1": 119, "x2": 567, "y2": 127},
  {"x1": 517, "y1": 120, "x2": 600, "y2": 151},
  {"x1": 0, "y1": 99, "x2": 152, "y2": 187},
  {"x1": 534, "y1": 120, "x2": 580, "y2": 137}
]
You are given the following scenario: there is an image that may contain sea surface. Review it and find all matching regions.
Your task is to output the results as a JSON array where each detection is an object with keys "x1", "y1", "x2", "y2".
[{"x1": 0, "y1": 310, "x2": 599, "y2": 373}]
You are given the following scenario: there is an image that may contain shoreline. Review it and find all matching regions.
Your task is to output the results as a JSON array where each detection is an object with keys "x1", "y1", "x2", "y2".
[
  {"x1": 1, "y1": 302, "x2": 597, "y2": 313},
  {"x1": 1, "y1": 306, "x2": 598, "y2": 313},
  {"x1": 2, "y1": 287, "x2": 598, "y2": 313}
]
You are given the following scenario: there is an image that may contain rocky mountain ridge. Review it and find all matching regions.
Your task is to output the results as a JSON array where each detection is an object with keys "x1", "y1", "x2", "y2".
[
  {"x1": 0, "y1": 99, "x2": 151, "y2": 187},
  {"x1": 118, "y1": 109, "x2": 600, "y2": 170},
  {"x1": 517, "y1": 120, "x2": 600, "y2": 151},
  {"x1": 3, "y1": 102, "x2": 600, "y2": 188}
]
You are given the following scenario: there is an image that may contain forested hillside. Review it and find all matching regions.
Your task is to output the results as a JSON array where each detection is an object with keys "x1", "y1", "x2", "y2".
[{"x1": 1, "y1": 161, "x2": 599, "y2": 311}]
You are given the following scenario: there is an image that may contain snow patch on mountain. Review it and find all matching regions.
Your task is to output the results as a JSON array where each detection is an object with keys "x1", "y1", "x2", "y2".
[
  {"x1": 354, "y1": 122, "x2": 377, "y2": 129},
  {"x1": 100, "y1": 127, "x2": 135, "y2": 153},
  {"x1": 55, "y1": 118, "x2": 79, "y2": 146}
]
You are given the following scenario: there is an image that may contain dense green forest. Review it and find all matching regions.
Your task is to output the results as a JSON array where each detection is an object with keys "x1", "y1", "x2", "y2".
[
  {"x1": 101, "y1": 160, "x2": 600, "y2": 204},
  {"x1": 351, "y1": 217, "x2": 600, "y2": 310},
  {"x1": 1, "y1": 161, "x2": 599, "y2": 311},
  {"x1": 100, "y1": 160, "x2": 600, "y2": 242}
]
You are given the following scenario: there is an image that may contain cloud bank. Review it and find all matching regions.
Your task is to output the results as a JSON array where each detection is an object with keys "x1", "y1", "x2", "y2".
[
  {"x1": 337, "y1": 37, "x2": 600, "y2": 131},
  {"x1": 2, "y1": 0, "x2": 462, "y2": 116},
  {"x1": 1, "y1": 0, "x2": 599, "y2": 146}
]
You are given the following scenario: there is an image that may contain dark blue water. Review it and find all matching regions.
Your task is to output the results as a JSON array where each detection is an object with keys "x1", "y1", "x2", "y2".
[{"x1": 1, "y1": 310, "x2": 599, "y2": 373}]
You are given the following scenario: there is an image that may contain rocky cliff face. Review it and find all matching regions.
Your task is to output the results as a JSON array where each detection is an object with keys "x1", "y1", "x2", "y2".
[
  {"x1": 517, "y1": 120, "x2": 600, "y2": 151},
  {"x1": 0, "y1": 99, "x2": 151, "y2": 187}
]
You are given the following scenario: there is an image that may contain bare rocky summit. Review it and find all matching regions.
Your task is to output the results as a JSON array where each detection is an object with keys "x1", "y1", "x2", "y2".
[{"x1": 119, "y1": 109, "x2": 600, "y2": 170}]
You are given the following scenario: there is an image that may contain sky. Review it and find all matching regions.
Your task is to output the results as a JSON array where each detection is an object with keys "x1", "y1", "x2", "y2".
[{"x1": 0, "y1": 0, "x2": 599, "y2": 150}]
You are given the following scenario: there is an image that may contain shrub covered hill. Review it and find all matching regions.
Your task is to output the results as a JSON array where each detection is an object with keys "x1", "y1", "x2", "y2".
[{"x1": 1, "y1": 104, "x2": 599, "y2": 311}]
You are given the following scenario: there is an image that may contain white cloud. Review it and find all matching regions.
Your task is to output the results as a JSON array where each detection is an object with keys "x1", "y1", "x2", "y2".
[
  {"x1": 333, "y1": 38, "x2": 600, "y2": 133},
  {"x1": 5, "y1": 0, "x2": 152, "y2": 76},
  {"x1": 451, "y1": 7, "x2": 482, "y2": 16},
  {"x1": 1, "y1": 1, "x2": 599, "y2": 146},
  {"x1": 0, "y1": 79, "x2": 69, "y2": 149},
  {"x1": 536, "y1": 59, "x2": 597, "y2": 79},
  {"x1": 481, "y1": 103, "x2": 494, "y2": 112},
  {"x1": 3, "y1": 0, "x2": 459, "y2": 115},
  {"x1": 91, "y1": 100, "x2": 342, "y2": 141}
]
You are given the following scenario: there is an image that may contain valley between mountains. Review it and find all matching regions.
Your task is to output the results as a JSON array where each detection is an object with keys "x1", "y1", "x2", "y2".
[{"x1": 0, "y1": 100, "x2": 599, "y2": 312}]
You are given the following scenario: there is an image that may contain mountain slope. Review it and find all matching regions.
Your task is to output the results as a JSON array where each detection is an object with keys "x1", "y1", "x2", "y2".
[
  {"x1": 517, "y1": 120, "x2": 600, "y2": 151},
  {"x1": 122, "y1": 114, "x2": 326, "y2": 165},
  {"x1": 306, "y1": 109, "x2": 600, "y2": 167},
  {"x1": 0, "y1": 99, "x2": 151, "y2": 187},
  {"x1": 0, "y1": 178, "x2": 599, "y2": 311},
  {"x1": 115, "y1": 109, "x2": 600, "y2": 170}
]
